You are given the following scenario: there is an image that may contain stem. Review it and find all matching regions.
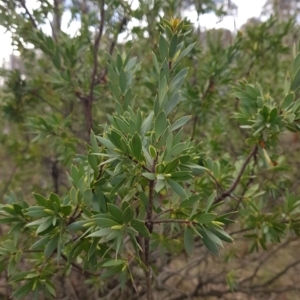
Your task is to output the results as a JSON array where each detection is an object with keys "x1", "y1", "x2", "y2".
[
  {"x1": 214, "y1": 145, "x2": 258, "y2": 204},
  {"x1": 191, "y1": 77, "x2": 214, "y2": 141},
  {"x1": 81, "y1": 0, "x2": 105, "y2": 135},
  {"x1": 144, "y1": 156, "x2": 157, "y2": 300},
  {"x1": 153, "y1": 209, "x2": 174, "y2": 220},
  {"x1": 153, "y1": 219, "x2": 197, "y2": 225},
  {"x1": 19, "y1": 0, "x2": 37, "y2": 29}
]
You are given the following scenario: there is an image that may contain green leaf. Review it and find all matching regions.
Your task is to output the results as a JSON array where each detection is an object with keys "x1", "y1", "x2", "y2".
[
  {"x1": 0, "y1": 217, "x2": 20, "y2": 224},
  {"x1": 173, "y1": 43, "x2": 195, "y2": 67},
  {"x1": 159, "y1": 35, "x2": 169, "y2": 60},
  {"x1": 170, "y1": 116, "x2": 191, "y2": 131},
  {"x1": 26, "y1": 207, "x2": 49, "y2": 218},
  {"x1": 197, "y1": 213, "x2": 217, "y2": 224},
  {"x1": 131, "y1": 219, "x2": 150, "y2": 237},
  {"x1": 206, "y1": 191, "x2": 216, "y2": 212},
  {"x1": 201, "y1": 229, "x2": 219, "y2": 255},
  {"x1": 33, "y1": 193, "x2": 49, "y2": 207},
  {"x1": 159, "y1": 76, "x2": 167, "y2": 106},
  {"x1": 93, "y1": 217, "x2": 120, "y2": 227},
  {"x1": 205, "y1": 228, "x2": 223, "y2": 246},
  {"x1": 123, "y1": 206, "x2": 134, "y2": 224},
  {"x1": 1, "y1": 240, "x2": 17, "y2": 252},
  {"x1": 10, "y1": 272, "x2": 32, "y2": 282},
  {"x1": 244, "y1": 184, "x2": 259, "y2": 198},
  {"x1": 281, "y1": 92, "x2": 295, "y2": 110},
  {"x1": 60, "y1": 205, "x2": 72, "y2": 216},
  {"x1": 87, "y1": 228, "x2": 113, "y2": 238},
  {"x1": 293, "y1": 52, "x2": 300, "y2": 76},
  {"x1": 90, "y1": 130, "x2": 99, "y2": 153},
  {"x1": 166, "y1": 178, "x2": 187, "y2": 198},
  {"x1": 108, "y1": 203, "x2": 123, "y2": 223},
  {"x1": 44, "y1": 280, "x2": 56, "y2": 297},
  {"x1": 169, "y1": 34, "x2": 178, "y2": 58},
  {"x1": 67, "y1": 220, "x2": 88, "y2": 230},
  {"x1": 149, "y1": 145, "x2": 157, "y2": 158},
  {"x1": 291, "y1": 67, "x2": 300, "y2": 92},
  {"x1": 164, "y1": 142, "x2": 185, "y2": 162},
  {"x1": 210, "y1": 227, "x2": 233, "y2": 243},
  {"x1": 152, "y1": 52, "x2": 160, "y2": 74},
  {"x1": 8, "y1": 257, "x2": 16, "y2": 275},
  {"x1": 130, "y1": 132, "x2": 142, "y2": 160},
  {"x1": 31, "y1": 235, "x2": 51, "y2": 250},
  {"x1": 37, "y1": 216, "x2": 54, "y2": 234},
  {"x1": 83, "y1": 189, "x2": 93, "y2": 206},
  {"x1": 44, "y1": 234, "x2": 59, "y2": 257},
  {"x1": 155, "y1": 111, "x2": 168, "y2": 139},
  {"x1": 141, "y1": 112, "x2": 154, "y2": 137},
  {"x1": 170, "y1": 171, "x2": 192, "y2": 181},
  {"x1": 49, "y1": 193, "x2": 61, "y2": 209},
  {"x1": 96, "y1": 136, "x2": 115, "y2": 150},
  {"x1": 119, "y1": 69, "x2": 127, "y2": 94},
  {"x1": 155, "y1": 179, "x2": 165, "y2": 193},
  {"x1": 102, "y1": 259, "x2": 125, "y2": 267},
  {"x1": 142, "y1": 172, "x2": 156, "y2": 180},
  {"x1": 166, "y1": 92, "x2": 180, "y2": 115},
  {"x1": 184, "y1": 226, "x2": 194, "y2": 256},
  {"x1": 11, "y1": 281, "x2": 34, "y2": 299},
  {"x1": 107, "y1": 130, "x2": 125, "y2": 151},
  {"x1": 170, "y1": 68, "x2": 188, "y2": 90},
  {"x1": 100, "y1": 265, "x2": 124, "y2": 280}
]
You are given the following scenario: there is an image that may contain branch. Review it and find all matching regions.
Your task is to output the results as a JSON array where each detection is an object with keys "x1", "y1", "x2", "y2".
[
  {"x1": 67, "y1": 205, "x2": 81, "y2": 225},
  {"x1": 89, "y1": 0, "x2": 105, "y2": 101},
  {"x1": 229, "y1": 227, "x2": 254, "y2": 236},
  {"x1": 206, "y1": 171, "x2": 224, "y2": 193},
  {"x1": 252, "y1": 257, "x2": 300, "y2": 288},
  {"x1": 153, "y1": 209, "x2": 174, "y2": 220},
  {"x1": 127, "y1": 155, "x2": 151, "y2": 172},
  {"x1": 144, "y1": 155, "x2": 158, "y2": 300},
  {"x1": 191, "y1": 77, "x2": 214, "y2": 141},
  {"x1": 61, "y1": 253, "x2": 100, "y2": 276},
  {"x1": 153, "y1": 219, "x2": 197, "y2": 225},
  {"x1": 99, "y1": 16, "x2": 128, "y2": 82},
  {"x1": 82, "y1": 0, "x2": 105, "y2": 134},
  {"x1": 214, "y1": 145, "x2": 258, "y2": 204},
  {"x1": 0, "y1": 143, "x2": 29, "y2": 198},
  {"x1": 108, "y1": 16, "x2": 128, "y2": 56},
  {"x1": 240, "y1": 238, "x2": 295, "y2": 285},
  {"x1": 19, "y1": 0, "x2": 37, "y2": 29}
]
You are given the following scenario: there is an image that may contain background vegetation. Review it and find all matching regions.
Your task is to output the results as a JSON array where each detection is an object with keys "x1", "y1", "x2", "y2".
[{"x1": 1, "y1": 0, "x2": 300, "y2": 299}]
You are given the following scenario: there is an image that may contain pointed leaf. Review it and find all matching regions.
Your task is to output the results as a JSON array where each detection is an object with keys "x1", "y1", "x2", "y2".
[
  {"x1": 170, "y1": 116, "x2": 191, "y2": 131},
  {"x1": 184, "y1": 226, "x2": 194, "y2": 256}
]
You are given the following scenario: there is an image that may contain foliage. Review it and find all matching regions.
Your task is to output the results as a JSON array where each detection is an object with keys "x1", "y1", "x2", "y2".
[{"x1": 1, "y1": 0, "x2": 300, "y2": 299}]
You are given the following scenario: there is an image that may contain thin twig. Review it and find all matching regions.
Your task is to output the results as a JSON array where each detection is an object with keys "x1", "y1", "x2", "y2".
[
  {"x1": 101, "y1": 283, "x2": 122, "y2": 300},
  {"x1": 19, "y1": 0, "x2": 37, "y2": 28},
  {"x1": 191, "y1": 77, "x2": 214, "y2": 141},
  {"x1": 214, "y1": 145, "x2": 258, "y2": 204},
  {"x1": 82, "y1": 0, "x2": 105, "y2": 134},
  {"x1": 144, "y1": 154, "x2": 158, "y2": 300},
  {"x1": 153, "y1": 209, "x2": 174, "y2": 220},
  {"x1": 1, "y1": 143, "x2": 29, "y2": 198},
  {"x1": 153, "y1": 219, "x2": 197, "y2": 225},
  {"x1": 252, "y1": 257, "x2": 300, "y2": 288},
  {"x1": 99, "y1": 16, "x2": 128, "y2": 82},
  {"x1": 206, "y1": 171, "x2": 224, "y2": 194},
  {"x1": 240, "y1": 238, "x2": 296, "y2": 285},
  {"x1": 60, "y1": 253, "x2": 100, "y2": 276},
  {"x1": 89, "y1": 0, "x2": 105, "y2": 100}
]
